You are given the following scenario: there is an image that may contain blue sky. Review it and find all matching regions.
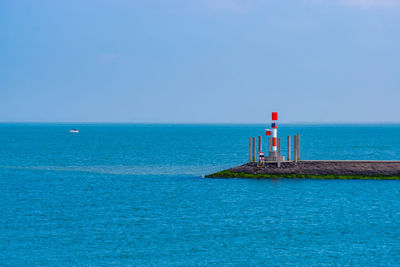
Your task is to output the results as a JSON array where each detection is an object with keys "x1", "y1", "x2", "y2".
[{"x1": 1, "y1": 0, "x2": 399, "y2": 123}]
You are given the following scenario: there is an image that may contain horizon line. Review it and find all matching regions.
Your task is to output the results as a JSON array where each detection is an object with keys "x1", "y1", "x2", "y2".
[{"x1": 1, "y1": 121, "x2": 400, "y2": 125}]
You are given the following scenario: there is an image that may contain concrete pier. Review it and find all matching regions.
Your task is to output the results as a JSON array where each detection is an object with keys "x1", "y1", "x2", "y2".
[{"x1": 206, "y1": 161, "x2": 400, "y2": 180}]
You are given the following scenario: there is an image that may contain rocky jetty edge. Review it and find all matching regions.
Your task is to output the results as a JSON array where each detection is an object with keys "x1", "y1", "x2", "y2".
[{"x1": 206, "y1": 161, "x2": 400, "y2": 180}]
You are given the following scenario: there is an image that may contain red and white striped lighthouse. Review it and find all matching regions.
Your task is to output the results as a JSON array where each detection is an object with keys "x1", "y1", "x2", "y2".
[{"x1": 271, "y1": 112, "x2": 278, "y2": 152}]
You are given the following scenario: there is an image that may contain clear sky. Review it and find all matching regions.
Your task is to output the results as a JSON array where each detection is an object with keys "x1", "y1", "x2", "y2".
[{"x1": 1, "y1": 0, "x2": 399, "y2": 123}]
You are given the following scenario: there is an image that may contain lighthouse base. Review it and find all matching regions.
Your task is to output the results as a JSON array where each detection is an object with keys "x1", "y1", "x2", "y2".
[{"x1": 265, "y1": 151, "x2": 285, "y2": 162}]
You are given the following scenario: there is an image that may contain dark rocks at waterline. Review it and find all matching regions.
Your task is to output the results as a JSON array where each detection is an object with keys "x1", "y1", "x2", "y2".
[{"x1": 207, "y1": 161, "x2": 400, "y2": 179}]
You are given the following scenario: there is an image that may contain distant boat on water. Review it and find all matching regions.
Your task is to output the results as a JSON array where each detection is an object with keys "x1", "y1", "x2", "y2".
[{"x1": 69, "y1": 129, "x2": 79, "y2": 133}]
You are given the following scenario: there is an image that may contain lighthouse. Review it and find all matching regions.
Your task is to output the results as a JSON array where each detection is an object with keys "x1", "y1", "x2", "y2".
[
  {"x1": 271, "y1": 112, "x2": 278, "y2": 152},
  {"x1": 265, "y1": 112, "x2": 285, "y2": 162}
]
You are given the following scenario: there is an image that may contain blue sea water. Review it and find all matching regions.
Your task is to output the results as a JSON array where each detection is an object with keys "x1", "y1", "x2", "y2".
[{"x1": 1, "y1": 123, "x2": 400, "y2": 266}]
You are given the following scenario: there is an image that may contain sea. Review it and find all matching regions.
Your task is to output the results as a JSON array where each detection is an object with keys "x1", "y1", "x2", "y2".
[{"x1": 1, "y1": 123, "x2": 400, "y2": 266}]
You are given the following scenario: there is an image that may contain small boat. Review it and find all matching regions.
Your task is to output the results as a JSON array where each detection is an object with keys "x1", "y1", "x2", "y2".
[{"x1": 69, "y1": 129, "x2": 79, "y2": 133}]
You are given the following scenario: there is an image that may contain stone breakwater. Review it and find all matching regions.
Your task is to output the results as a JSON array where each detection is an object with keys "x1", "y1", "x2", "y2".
[{"x1": 206, "y1": 161, "x2": 400, "y2": 180}]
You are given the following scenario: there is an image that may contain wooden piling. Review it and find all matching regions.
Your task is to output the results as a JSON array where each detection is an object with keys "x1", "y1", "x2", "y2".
[
  {"x1": 294, "y1": 134, "x2": 296, "y2": 161},
  {"x1": 252, "y1": 137, "x2": 256, "y2": 162},
  {"x1": 258, "y1": 136, "x2": 263, "y2": 166},
  {"x1": 258, "y1": 136, "x2": 262, "y2": 164},
  {"x1": 287, "y1": 136, "x2": 291, "y2": 161},
  {"x1": 249, "y1": 137, "x2": 251, "y2": 163},
  {"x1": 277, "y1": 138, "x2": 281, "y2": 167},
  {"x1": 297, "y1": 134, "x2": 301, "y2": 161},
  {"x1": 268, "y1": 137, "x2": 271, "y2": 154},
  {"x1": 296, "y1": 134, "x2": 300, "y2": 162},
  {"x1": 296, "y1": 135, "x2": 298, "y2": 161}
]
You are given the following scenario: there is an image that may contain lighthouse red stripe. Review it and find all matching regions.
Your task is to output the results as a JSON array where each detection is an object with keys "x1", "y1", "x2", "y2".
[{"x1": 272, "y1": 137, "x2": 277, "y2": 147}]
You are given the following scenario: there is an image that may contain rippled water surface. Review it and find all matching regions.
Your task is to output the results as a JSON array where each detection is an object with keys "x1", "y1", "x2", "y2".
[{"x1": 1, "y1": 123, "x2": 400, "y2": 265}]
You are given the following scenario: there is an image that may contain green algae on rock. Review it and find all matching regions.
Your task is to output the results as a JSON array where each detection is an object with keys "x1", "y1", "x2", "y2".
[{"x1": 206, "y1": 161, "x2": 400, "y2": 180}]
